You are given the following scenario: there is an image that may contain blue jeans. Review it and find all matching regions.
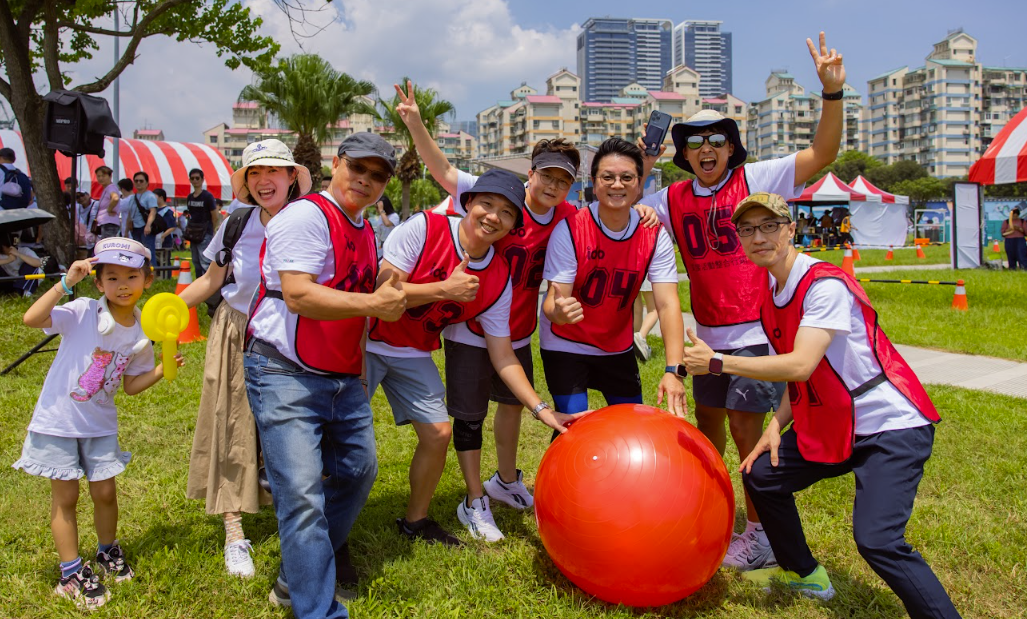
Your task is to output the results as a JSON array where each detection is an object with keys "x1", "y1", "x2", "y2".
[
  {"x1": 142, "y1": 232, "x2": 157, "y2": 263},
  {"x1": 244, "y1": 352, "x2": 378, "y2": 619},
  {"x1": 191, "y1": 227, "x2": 213, "y2": 279}
]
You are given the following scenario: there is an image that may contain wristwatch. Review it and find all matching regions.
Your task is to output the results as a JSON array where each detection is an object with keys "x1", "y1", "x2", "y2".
[
  {"x1": 709, "y1": 353, "x2": 724, "y2": 376},
  {"x1": 665, "y1": 364, "x2": 687, "y2": 378},
  {"x1": 822, "y1": 89, "x2": 844, "y2": 101},
  {"x1": 531, "y1": 402, "x2": 553, "y2": 420}
]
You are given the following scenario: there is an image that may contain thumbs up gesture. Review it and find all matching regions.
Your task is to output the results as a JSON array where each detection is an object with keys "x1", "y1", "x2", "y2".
[
  {"x1": 682, "y1": 328, "x2": 715, "y2": 375},
  {"x1": 442, "y1": 252, "x2": 480, "y2": 302},
  {"x1": 373, "y1": 271, "x2": 407, "y2": 322},
  {"x1": 551, "y1": 284, "x2": 584, "y2": 325}
]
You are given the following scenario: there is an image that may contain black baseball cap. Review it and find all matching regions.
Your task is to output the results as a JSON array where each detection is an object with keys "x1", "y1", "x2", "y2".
[
  {"x1": 460, "y1": 169, "x2": 526, "y2": 228},
  {"x1": 337, "y1": 133, "x2": 397, "y2": 174}
]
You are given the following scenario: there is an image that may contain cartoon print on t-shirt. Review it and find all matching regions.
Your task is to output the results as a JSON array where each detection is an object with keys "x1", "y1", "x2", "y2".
[{"x1": 69, "y1": 347, "x2": 132, "y2": 404}]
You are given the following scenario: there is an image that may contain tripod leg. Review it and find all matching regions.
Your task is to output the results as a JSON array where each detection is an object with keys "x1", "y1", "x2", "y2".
[{"x1": 2, "y1": 334, "x2": 60, "y2": 375}]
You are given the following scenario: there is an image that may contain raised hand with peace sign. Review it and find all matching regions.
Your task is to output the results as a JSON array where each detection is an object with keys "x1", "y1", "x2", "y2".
[
  {"x1": 807, "y1": 31, "x2": 846, "y2": 93},
  {"x1": 393, "y1": 80, "x2": 423, "y2": 130}
]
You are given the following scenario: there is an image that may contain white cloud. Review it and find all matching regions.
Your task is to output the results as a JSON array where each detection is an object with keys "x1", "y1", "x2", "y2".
[{"x1": 48, "y1": 0, "x2": 579, "y2": 144}]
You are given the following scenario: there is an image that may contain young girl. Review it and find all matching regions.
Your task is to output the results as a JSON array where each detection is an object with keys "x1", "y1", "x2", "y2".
[
  {"x1": 13, "y1": 237, "x2": 183, "y2": 609},
  {"x1": 178, "y1": 139, "x2": 310, "y2": 579}
]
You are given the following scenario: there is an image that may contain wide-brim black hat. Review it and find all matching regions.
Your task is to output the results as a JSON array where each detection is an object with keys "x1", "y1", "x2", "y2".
[{"x1": 671, "y1": 109, "x2": 747, "y2": 174}]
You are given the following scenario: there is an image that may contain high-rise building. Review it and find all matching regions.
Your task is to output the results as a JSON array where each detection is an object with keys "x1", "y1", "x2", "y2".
[
  {"x1": 673, "y1": 20, "x2": 733, "y2": 98},
  {"x1": 577, "y1": 17, "x2": 673, "y2": 103}
]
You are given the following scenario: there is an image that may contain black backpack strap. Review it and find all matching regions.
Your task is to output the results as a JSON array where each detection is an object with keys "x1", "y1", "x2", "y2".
[{"x1": 214, "y1": 206, "x2": 257, "y2": 268}]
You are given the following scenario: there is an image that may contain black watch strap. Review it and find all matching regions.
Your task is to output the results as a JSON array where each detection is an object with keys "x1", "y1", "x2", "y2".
[{"x1": 822, "y1": 89, "x2": 844, "y2": 101}]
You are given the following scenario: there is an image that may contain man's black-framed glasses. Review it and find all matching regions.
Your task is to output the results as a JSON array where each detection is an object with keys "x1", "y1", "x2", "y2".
[{"x1": 736, "y1": 219, "x2": 791, "y2": 237}]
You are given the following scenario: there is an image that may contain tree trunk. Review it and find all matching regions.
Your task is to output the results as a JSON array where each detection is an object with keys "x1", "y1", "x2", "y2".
[
  {"x1": 292, "y1": 133, "x2": 322, "y2": 192},
  {"x1": 401, "y1": 180, "x2": 411, "y2": 220}
]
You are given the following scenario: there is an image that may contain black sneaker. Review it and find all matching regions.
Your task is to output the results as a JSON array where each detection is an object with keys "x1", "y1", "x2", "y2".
[
  {"x1": 54, "y1": 563, "x2": 110, "y2": 609},
  {"x1": 95, "y1": 543, "x2": 134, "y2": 583},
  {"x1": 396, "y1": 517, "x2": 463, "y2": 547},
  {"x1": 258, "y1": 466, "x2": 272, "y2": 494},
  {"x1": 335, "y1": 542, "x2": 358, "y2": 591}
]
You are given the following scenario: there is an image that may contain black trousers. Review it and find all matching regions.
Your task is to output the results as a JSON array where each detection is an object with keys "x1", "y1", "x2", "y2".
[{"x1": 743, "y1": 425, "x2": 960, "y2": 619}]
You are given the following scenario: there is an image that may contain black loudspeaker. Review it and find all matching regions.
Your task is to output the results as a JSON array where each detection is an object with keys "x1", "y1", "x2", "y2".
[{"x1": 42, "y1": 90, "x2": 121, "y2": 156}]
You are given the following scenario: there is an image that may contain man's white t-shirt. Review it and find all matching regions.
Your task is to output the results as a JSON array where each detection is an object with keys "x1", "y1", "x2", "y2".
[
  {"x1": 770, "y1": 254, "x2": 931, "y2": 435},
  {"x1": 639, "y1": 154, "x2": 804, "y2": 350},
  {"x1": 369, "y1": 214, "x2": 513, "y2": 358},
  {"x1": 29, "y1": 298, "x2": 155, "y2": 438},
  {"x1": 248, "y1": 191, "x2": 368, "y2": 369},
  {"x1": 540, "y1": 203, "x2": 678, "y2": 356},
  {"x1": 202, "y1": 207, "x2": 265, "y2": 315}
]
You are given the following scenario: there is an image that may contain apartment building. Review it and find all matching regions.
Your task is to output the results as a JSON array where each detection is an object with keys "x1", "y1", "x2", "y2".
[
  {"x1": 866, "y1": 29, "x2": 1027, "y2": 178},
  {"x1": 132, "y1": 129, "x2": 165, "y2": 141},
  {"x1": 746, "y1": 72, "x2": 863, "y2": 161}
]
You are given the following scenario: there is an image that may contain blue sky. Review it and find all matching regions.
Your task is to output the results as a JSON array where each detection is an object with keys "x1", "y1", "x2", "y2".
[{"x1": 54, "y1": 0, "x2": 1027, "y2": 143}]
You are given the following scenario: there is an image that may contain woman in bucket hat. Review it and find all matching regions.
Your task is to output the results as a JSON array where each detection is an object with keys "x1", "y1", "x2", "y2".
[
  {"x1": 177, "y1": 139, "x2": 311, "y2": 578},
  {"x1": 636, "y1": 31, "x2": 847, "y2": 571}
]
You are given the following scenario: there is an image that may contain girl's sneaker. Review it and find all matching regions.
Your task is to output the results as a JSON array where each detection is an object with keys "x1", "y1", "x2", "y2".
[
  {"x1": 95, "y1": 543, "x2": 134, "y2": 583},
  {"x1": 224, "y1": 539, "x2": 255, "y2": 578},
  {"x1": 55, "y1": 564, "x2": 110, "y2": 609}
]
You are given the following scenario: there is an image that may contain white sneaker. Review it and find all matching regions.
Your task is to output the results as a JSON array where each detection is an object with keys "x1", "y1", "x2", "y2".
[
  {"x1": 456, "y1": 495, "x2": 505, "y2": 542},
  {"x1": 225, "y1": 539, "x2": 255, "y2": 578},
  {"x1": 632, "y1": 332, "x2": 652, "y2": 362},
  {"x1": 722, "y1": 530, "x2": 777, "y2": 571},
  {"x1": 483, "y1": 470, "x2": 534, "y2": 510}
]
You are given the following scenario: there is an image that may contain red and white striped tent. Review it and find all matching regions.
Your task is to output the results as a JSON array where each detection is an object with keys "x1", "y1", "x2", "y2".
[
  {"x1": 969, "y1": 105, "x2": 1027, "y2": 185},
  {"x1": 791, "y1": 171, "x2": 869, "y2": 203},
  {"x1": 0, "y1": 130, "x2": 234, "y2": 200},
  {"x1": 848, "y1": 175, "x2": 909, "y2": 205}
]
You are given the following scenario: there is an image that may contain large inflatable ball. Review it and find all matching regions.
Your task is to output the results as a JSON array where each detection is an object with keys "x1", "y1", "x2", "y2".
[{"x1": 534, "y1": 404, "x2": 734, "y2": 607}]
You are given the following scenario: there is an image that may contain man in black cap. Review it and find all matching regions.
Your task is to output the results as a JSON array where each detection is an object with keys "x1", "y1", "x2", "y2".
[
  {"x1": 367, "y1": 168, "x2": 582, "y2": 546},
  {"x1": 637, "y1": 31, "x2": 847, "y2": 571},
  {"x1": 244, "y1": 132, "x2": 407, "y2": 619}
]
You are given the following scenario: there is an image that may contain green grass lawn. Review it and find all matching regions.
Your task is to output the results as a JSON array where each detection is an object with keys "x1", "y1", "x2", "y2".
[
  {"x1": 0, "y1": 281, "x2": 1025, "y2": 617},
  {"x1": 675, "y1": 244, "x2": 951, "y2": 273}
]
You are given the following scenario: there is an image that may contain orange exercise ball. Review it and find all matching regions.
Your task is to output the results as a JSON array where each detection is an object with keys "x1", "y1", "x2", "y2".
[{"x1": 534, "y1": 404, "x2": 734, "y2": 607}]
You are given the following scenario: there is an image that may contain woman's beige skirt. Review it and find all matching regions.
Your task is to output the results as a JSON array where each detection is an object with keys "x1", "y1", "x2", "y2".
[{"x1": 186, "y1": 302, "x2": 272, "y2": 514}]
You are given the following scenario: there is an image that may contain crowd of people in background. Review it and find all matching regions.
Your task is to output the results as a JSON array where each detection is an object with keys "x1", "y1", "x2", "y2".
[{"x1": 794, "y1": 208, "x2": 855, "y2": 248}]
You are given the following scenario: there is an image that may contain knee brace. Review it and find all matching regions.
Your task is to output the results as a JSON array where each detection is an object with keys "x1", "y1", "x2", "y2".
[{"x1": 452, "y1": 418, "x2": 484, "y2": 452}]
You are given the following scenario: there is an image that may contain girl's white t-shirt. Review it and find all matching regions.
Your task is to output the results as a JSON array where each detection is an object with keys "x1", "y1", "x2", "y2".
[
  {"x1": 29, "y1": 298, "x2": 155, "y2": 438},
  {"x1": 202, "y1": 207, "x2": 266, "y2": 314}
]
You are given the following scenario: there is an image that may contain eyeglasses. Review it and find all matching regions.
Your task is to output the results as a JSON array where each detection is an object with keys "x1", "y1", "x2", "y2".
[
  {"x1": 736, "y1": 220, "x2": 791, "y2": 237},
  {"x1": 535, "y1": 170, "x2": 571, "y2": 191},
  {"x1": 685, "y1": 133, "x2": 729, "y2": 150},
  {"x1": 133, "y1": 178, "x2": 147, "y2": 184},
  {"x1": 343, "y1": 157, "x2": 391, "y2": 184},
  {"x1": 189, "y1": 176, "x2": 202, "y2": 181},
  {"x1": 596, "y1": 173, "x2": 638, "y2": 186}
]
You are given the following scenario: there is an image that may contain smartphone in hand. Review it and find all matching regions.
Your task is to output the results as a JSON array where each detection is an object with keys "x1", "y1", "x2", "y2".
[{"x1": 643, "y1": 111, "x2": 673, "y2": 156}]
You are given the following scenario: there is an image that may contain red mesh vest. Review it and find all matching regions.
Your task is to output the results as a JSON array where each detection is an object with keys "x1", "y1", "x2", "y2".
[
  {"x1": 761, "y1": 261, "x2": 940, "y2": 464},
  {"x1": 667, "y1": 168, "x2": 766, "y2": 327},
  {"x1": 248, "y1": 193, "x2": 377, "y2": 375},
  {"x1": 368, "y1": 212, "x2": 511, "y2": 352},
  {"x1": 467, "y1": 201, "x2": 577, "y2": 341},
  {"x1": 551, "y1": 208, "x2": 660, "y2": 353}
]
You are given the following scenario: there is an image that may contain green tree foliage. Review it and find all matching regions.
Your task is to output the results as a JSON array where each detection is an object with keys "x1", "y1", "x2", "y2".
[
  {"x1": 240, "y1": 54, "x2": 375, "y2": 188},
  {"x1": 384, "y1": 173, "x2": 441, "y2": 213},
  {"x1": 892, "y1": 176, "x2": 947, "y2": 211},
  {"x1": 378, "y1": 78, "x2": 454, "y2": 219},
  {"x1": 655, "y1": 161, "x2": 693, "y2": 187},
  {"x1": 809, "y1": 150, "x2": 881, "y2": 184},
  {"x1": 0, "y1": 0, "x2": 278, "y2": 263}
]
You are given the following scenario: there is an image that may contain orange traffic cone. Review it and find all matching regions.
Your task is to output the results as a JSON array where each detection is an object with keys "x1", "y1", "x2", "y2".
[
  {"x1": 175, "y1": 260, "x2": 206, "y2": 344},
  {"x1": 841, "y1": 246, "x2": 855, "y2": 277},
  {"x1": 916, "y1": 243, "x2": 926, "y2": 260},
  {"x1": 851, "y1": 244, "x2": 861, "y2": 261},
  {"x1": 951, "y1": 280, "x2": 968, "y2": 311},
  {"x1": 884, "y1": 246, "x2": 894, "y2": 261},
  {"x1": 993, "y1": 239, "x2": 1000, "y2": 253}
]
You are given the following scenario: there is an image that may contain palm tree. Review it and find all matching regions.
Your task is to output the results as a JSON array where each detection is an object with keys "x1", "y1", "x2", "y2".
[
  {"x1": 378, "y1": 77, "x2": 455, "y2": 219},
  {"x1": 239, "y1": 54, "x2": 375, "y2": 188}
]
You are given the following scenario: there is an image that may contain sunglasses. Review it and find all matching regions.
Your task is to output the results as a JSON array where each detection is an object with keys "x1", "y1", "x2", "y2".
[
  {"x1": 189, "y1": 176, "x2": 202, "y2": 181},
  {"x1": 685, "y1": 134, "x2": 729, "y2": 150},
  {"x1": 343, "y1": 157, "x2": 391, "y2": 184},
  {"x1": 133, "y1": 178, "x2": 147, "y2": 184}
]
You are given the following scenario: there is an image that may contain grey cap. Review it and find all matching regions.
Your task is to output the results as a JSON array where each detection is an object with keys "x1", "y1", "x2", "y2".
[{"x1": 337, "y1": 133, "x2": 397, "y2": 174}]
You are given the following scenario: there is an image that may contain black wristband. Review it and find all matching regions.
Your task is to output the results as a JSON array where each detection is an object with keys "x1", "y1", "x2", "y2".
[{"x1": 822, "y1": 89, "x2": 843, "y2": 101}]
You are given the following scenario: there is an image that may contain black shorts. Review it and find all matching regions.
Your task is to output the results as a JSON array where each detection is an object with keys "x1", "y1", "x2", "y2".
[
  {"x1": 443, "y1": 339, "x2": 533, "y2": 422},
  {"x1": 692, "y1": 344, "x2": 785, "y2": 413},
  {"x1": 540, "y1": 349, "x2": 641, "y2": 414}
]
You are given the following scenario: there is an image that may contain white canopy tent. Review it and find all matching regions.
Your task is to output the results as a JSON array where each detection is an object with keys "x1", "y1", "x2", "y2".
[{"x1": 790, "y1": 172, "x2": 908, "y2": 248}]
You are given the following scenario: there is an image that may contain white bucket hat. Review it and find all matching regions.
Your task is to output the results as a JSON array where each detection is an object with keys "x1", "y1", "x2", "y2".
[{"x1": 230, "y1": 139, "x2": 312, "y2": 204}]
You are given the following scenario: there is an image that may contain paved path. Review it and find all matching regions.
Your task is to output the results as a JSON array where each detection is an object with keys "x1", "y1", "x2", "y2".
[{"x1": 653, "y1": 313, "x2": 1027, "y2": 400}]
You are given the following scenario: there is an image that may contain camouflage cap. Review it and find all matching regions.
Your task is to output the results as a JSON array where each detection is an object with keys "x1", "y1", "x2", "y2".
[{"x1": 731, "y1": 192, "x2": 792, "y2": 225}]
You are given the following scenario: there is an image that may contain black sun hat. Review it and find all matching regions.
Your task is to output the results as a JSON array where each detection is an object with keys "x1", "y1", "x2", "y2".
[
  {"x1": 670, "y1": 109, "x2": 747, "y2": 174},
  {"x1": 460, "y1": 169, "x2": 526, "y2": 228}
]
